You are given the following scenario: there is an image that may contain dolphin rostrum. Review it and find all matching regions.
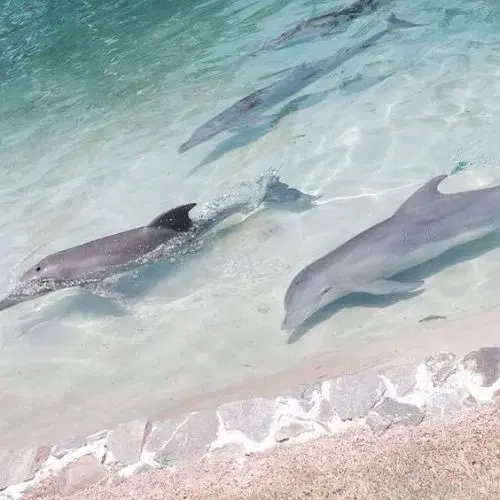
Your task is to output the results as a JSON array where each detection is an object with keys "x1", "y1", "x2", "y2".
[
  {"x1": 282, "y1": 174, "x2": 500, "y2": 330},
  {"x1": 178, "y1": 14, "x2": 423, "y2": 154},
  {"x1": 0, "y1": 174, "x2": 317, "y2": 313},
  {"x1": 255, "y1": 0, "x2": 383, "y2": 54}
]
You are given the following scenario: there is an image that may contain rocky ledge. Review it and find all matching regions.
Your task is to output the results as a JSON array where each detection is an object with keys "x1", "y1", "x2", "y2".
[{"x1": 1, "y1": 346, "x2": 499, "y2": 498}]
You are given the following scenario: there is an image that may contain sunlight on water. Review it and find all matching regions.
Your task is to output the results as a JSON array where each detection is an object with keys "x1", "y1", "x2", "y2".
[{"x1": 1, "y1": 0, "x2": 500, "y2": 447}]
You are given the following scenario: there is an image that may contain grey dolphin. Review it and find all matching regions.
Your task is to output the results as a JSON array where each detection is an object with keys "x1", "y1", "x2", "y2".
[
  {"x1": 282, "y1": 174, "x2": 500, "y2": 330},
  {"x1": 1, "y1": 174, "x2": 317, "y2": 313},
  {"x1": 178, "y1": 14, "x2": 424, "y2": 154},
  {"x1": 254, "y1": 0, "x2": 384, "y2": 54}
]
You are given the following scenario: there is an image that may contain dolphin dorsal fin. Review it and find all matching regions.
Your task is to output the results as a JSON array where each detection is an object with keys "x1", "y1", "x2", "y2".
[
  {"x1": 395, "y1": 175, "x2": 448, "y2": 215},
  {"x1": 148, "y1": 203, "x2": 197, "y2": 231}
]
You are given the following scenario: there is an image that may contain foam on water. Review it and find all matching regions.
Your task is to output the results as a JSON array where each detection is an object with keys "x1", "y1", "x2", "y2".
[{"x1": 1, "y1": 0, "x2": 500, "y2": 447}]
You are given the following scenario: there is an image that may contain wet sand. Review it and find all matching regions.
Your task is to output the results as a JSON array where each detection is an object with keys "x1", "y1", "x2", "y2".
[{"x1": 154, "y1": 305, "x2": 500, "y2": 421}]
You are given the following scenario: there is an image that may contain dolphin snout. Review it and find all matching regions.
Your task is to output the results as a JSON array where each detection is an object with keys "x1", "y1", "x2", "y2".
[
  {"x1": 178, "y1": 140, "x2": 193, "y2": 154},
  {"x1": 281, "y1": 317, "x2": 291, "y2": 331},
  {"x1": 281, "y1": 310, "x2": 304, "y2": 331}
]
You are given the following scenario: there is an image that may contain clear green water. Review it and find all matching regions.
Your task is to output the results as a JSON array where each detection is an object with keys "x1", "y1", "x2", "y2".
[{"x1": 1, "y1": 0, "x2": 500, "y2": 447}]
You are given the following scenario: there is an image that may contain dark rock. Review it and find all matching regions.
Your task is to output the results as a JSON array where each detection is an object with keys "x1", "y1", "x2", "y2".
[
  {"x1": 380, "y1": 363, "x2": 417, "y2": 397},
  {"x1": 86, "y1": 429, "x2": 109, "y2": 445},
  {"x1": 461, "y1": 347, "x2": 500, "y2": 387},
  {"x1": 366, "y1": 398, "x2": 424, "y2": 432},
  {"x1": 274, "y1": 421, "x2": 316, "y2": 443},
  {"x1": 218, "y1": 398, "x2": 276, "y2": 442},
  {"x1": 423, "y1": 352, "x2": 457, "y2": 386},
  {"x1": 144, "y1": 416, "x2": 185, "y2": 454},
  {"x1": 52, "y1": 435, "x2": 86, "y2": 460},
  {"x1": 326, "y1": 372, "x2": 386, "y2": 421},
  {"x1": 130, "y1": 462, "x2": 154, "y2": 476},
  {"x1": 279, "y1": 382, "x2": 321, "y2": 413},
  {"x1": 425, "y1": 388, "x2": 476, "y2": 418},
  {"x1": 0, "y1": 446, "x2": 50, "y2": 490},
  {"x1": 153, "y1": 410, "x2": 219, "y2": 466},
  {"x1": 56, "y1": 454, "x2": 106, "y2": 496},
  {"x1": 314, "y1": 399, "x2": 335, "y2": 428},
  {"x1": 107, "y1": 418, "x2": 151, "y2": 465},
  {"x1": 210, "y1": 443, "x2": 246, "y2": 459}
]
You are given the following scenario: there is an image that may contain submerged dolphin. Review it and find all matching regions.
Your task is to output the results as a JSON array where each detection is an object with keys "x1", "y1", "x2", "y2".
[
  {"x1": 255, "y1": 0, "x2": 383, "y2": 53},
  {"x1": 178, "y1": 14, "x2": 423, "y2": 153},
  {"x1": 282, "y1": 174, "x2": 500, "y2": 330},
  {"x1": 0, "y1": 174, "x2": 317, "y2": 313}
]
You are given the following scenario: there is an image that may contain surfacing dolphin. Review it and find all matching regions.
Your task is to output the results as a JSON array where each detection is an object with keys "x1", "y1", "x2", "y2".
[
  {"x1": 0, "y1": 174, "x2": 317, "y2": 313},
  {"x1": 254, "y1": 0, "x2": 384, "y2": 54},
  {"x1": 282, "y1": 174, "x2": 500, "y2": 331},
  {"x1": 178, "y1": 14, "x2": 424, "y2": 154}
]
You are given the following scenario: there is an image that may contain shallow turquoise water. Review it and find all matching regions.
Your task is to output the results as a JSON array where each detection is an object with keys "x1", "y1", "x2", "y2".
[{"x1": 1, "y1": 0, "x2": 500, "y2": 447}]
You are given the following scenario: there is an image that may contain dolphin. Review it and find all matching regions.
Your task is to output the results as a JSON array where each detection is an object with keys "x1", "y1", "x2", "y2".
[
  {"x1": 178, "y1": 14, "x2": 424, "y2": 154},
  {"x1": 0, "y1": 174, "x2": 317, "y2": 313},
  {"x1": 282, "y1": 174, "x2": 500, "y2": 330},
  {"x1": 254, "y1": 0, "x2": 384, "y2": 54}
]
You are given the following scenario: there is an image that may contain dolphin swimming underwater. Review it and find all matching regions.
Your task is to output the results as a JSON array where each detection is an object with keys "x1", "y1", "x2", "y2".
[
  {"x1": 0, "y1": 174, "x2": 317, "y2": 313},
  {"x1": 178, "y1": 14, "x2": 424, "y2": 154},
  {"x1": 282, "y1": 174, "x2": 500, "y2": 330},
  {"x1": 255, "y1": 0, "x2": 384, "y2": 54}
]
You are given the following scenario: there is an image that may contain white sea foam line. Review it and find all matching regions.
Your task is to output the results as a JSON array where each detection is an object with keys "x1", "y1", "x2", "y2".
[{"x1": 314, "y1": 181, "x2": 423, "y2": 205}]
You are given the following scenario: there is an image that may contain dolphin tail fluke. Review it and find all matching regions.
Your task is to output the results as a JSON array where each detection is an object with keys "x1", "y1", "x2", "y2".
[
  {"x1": 262, "y1": 173, "x2": 320, "y2": 210},
  {"x1": 387, "y1": 13, "x2": 425, "y2": 30}
]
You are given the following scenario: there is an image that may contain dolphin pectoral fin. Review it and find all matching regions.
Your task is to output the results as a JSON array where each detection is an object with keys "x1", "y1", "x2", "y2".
[{"x1": 353, "y1": 279, "x2": 424, "y2": 296}]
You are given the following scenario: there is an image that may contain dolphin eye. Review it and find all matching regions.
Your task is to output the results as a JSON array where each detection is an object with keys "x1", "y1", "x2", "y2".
[{"x1": 36, "y1": 266, "x2": 41, "y2": 272}]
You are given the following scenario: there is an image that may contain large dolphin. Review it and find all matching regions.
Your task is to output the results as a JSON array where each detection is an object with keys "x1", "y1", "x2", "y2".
[
  {"x1": 282, "y1": 174, "x2": 500, "y2": 330},
  {"x1": 254, "y1": 0, "x2": 384, "y2": 54},
  {"x1": 0, "y1": 174, "x2": 317, "y2": 313},
  {"x1": 178, "y1": 14, "x2": 424, "y2": 154}
]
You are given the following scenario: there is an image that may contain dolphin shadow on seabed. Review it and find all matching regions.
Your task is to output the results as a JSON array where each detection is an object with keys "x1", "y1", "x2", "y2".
[
  {"x1": 11, "y1": 291, "x2": 131, "y2": 339},
  {"x1": 186, "y1": 71, "x2": 395, "y2": 178},
  {"x1": 286, "y1": 230, "x2": 500, "y2": 344},
  {"x1": 178, "y1": 14, "x2": 425, "y2": 156}
]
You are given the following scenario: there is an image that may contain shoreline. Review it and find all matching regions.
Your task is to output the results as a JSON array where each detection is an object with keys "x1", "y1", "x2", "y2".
[
  {"x1": 4, "y1": 301, "x2": 500, "y2": 452},
  {"x1": 155, "y1": 303, "x2": 500, "y2": 420},
  {"x1": 0, "y1": 303, "x2": 499, "y2": 498},
  {"x1": 29, "y1": 401, "x2": 500, "y2": 499}
]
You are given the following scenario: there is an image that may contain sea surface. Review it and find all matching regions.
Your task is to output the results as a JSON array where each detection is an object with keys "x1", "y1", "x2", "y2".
[{"x1": 1, "y1": 0, "x2": 500, "y2": 447}]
